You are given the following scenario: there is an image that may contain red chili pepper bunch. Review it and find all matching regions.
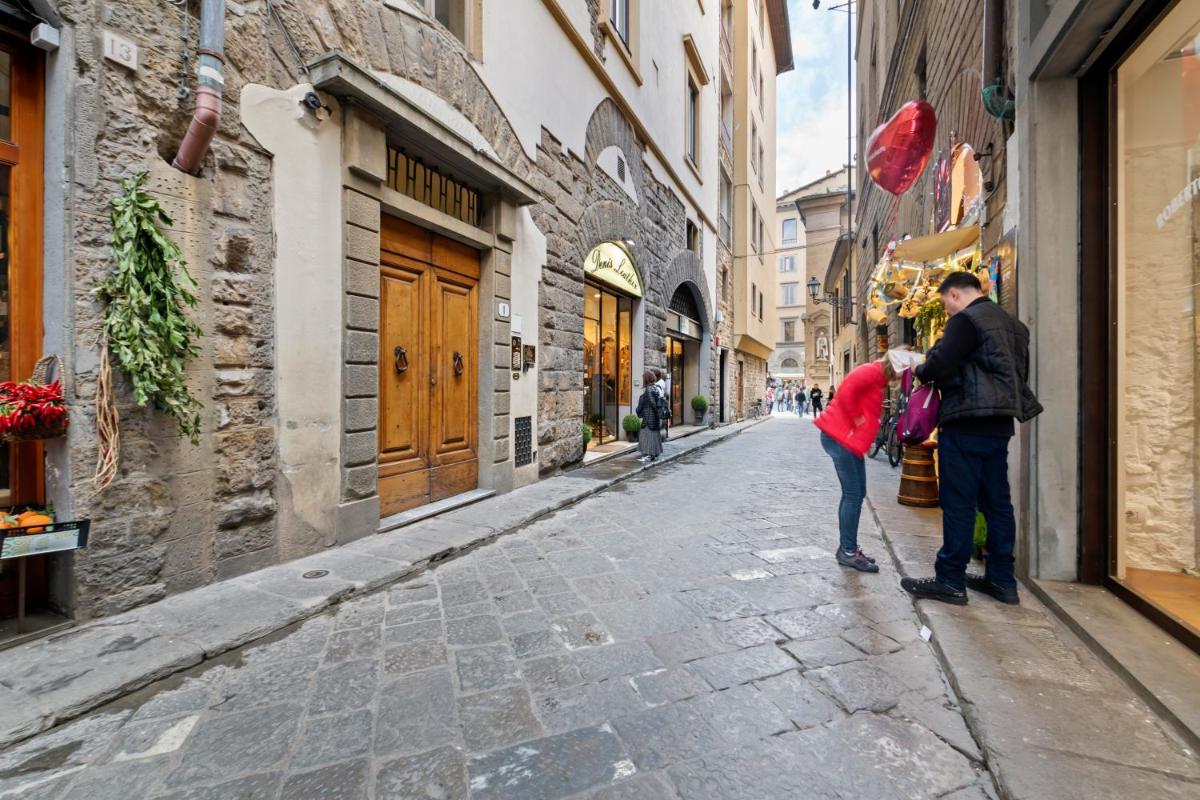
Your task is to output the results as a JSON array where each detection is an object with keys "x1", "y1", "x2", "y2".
[{"x1": 0, "y1": 380, "x2": 68, "y2": 437}]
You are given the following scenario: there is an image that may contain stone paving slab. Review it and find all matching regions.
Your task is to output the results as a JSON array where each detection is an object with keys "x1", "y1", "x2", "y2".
[
  {"x1": 862, "y1": 444, "x2": 1200, "y2": 800},
  {"x1": 0, "y1": 417, "x2": 999, "y2": 800},
  {"x1": 0, "y1": 421, "x2": 762, "y2": 750}
]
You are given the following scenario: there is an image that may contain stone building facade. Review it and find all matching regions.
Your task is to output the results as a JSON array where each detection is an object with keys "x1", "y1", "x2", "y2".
[
  {"x1": 0, "y1": 0, "x2": 782, "y2": 628},
  {"x1": 854, "y1": 0, "x2": 1012, "y2": 355}
]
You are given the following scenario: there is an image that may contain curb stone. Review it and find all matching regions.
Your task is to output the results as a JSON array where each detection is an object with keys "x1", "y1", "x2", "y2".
[{"x1": 0, "y1": 418, "x2": 766, "y2": 749}]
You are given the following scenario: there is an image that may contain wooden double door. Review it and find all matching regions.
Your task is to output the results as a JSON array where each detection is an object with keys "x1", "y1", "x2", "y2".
[{"x1": 378, "y1": 216, "x2": 479, "y2": 517}]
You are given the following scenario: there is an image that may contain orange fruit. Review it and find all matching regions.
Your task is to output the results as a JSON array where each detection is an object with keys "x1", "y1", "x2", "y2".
[{"x1": 22, "y1": 514, "x2": 52, "y2": 533}]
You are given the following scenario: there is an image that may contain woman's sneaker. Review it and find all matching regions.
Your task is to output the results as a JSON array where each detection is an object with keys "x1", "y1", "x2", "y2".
[{"x1": 836, "y1": 549, "x2": 880, "y2": 573}]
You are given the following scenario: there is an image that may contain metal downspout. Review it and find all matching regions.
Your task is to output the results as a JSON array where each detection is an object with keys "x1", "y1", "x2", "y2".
[{"x1": 172, "y1": 0, "x2": 225, "y2": 174}]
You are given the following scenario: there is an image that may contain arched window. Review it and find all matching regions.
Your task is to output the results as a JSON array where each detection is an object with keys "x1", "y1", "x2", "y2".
[{"x1": 781, "y1": 358, "x2": 799, "y2": 369}]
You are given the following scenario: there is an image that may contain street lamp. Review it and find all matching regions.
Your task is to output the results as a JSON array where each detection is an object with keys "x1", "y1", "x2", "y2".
[{"x1": 807, "y1": 276, "x2": 856, "y2": 311}]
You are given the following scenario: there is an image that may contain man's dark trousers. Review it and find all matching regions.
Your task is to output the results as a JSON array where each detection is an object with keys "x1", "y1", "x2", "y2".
[{"x1": 935, "y1": 429, "x2": 1017, "y2": 590}]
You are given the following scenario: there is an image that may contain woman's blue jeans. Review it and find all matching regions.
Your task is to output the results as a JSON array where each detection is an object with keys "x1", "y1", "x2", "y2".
[{"x1": 820, "y1": 431, "x2": 866, "y2": 553}]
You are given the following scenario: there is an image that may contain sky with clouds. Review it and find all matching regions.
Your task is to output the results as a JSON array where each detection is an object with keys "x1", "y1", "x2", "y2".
[{"x1": 776, "y1": 0, "x2": 856, "y2": 194}]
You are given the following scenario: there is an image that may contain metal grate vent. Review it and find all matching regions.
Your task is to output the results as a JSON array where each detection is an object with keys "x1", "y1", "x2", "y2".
[
  {"x1": 515, "y1": 416, "x2": 534, "y2": 467},
  {"x1": 616, "y1": 155, "x2": 626, "y2": 182}
]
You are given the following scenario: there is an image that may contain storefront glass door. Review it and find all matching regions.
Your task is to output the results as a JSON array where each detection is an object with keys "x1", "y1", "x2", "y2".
[
  {"x1": 583, "y1": 283, "x2": 632, "y2": 446},
  {"x1": 1112, "y1": 0, "x2": 1200, "y2": 639},
  {"x1": 666, "y1": 337, "x2": 684, "y2": 422}
]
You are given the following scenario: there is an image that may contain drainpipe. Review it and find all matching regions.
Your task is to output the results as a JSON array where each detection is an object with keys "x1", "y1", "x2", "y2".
[{"x1": 172, "y1": 0, "x2": 225, "y2": 174}]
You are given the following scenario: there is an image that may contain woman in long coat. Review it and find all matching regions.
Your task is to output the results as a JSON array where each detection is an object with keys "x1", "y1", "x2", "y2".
[{"x1": 636, "y1": 370, "x2": 664, "y2": 461}]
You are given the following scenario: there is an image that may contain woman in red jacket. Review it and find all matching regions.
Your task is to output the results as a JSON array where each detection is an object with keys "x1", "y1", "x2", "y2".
[{"x1": 814, "y1": 358, "x2": 897, "y2": 572}]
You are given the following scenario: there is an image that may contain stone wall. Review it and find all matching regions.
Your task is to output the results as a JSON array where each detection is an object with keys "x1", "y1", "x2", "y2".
[
  {"x1": 856, "y1": 0, "x2": 1012, "y2": 353},
  {"x1": 715, "y1": 242, "x2": 736, "y2": 421},
  {"x1": 59, "y1": 0, "x2": 280, "y2": 617},
  {"x1": 529, "y1": 101, "x2": 698, "y2": 472},
  {"x1": 53, "y1": 0, "x2": 538, "y2": 619},
  {"x1": 738, "y1": 355, "x2": 768, "y2": 417}
]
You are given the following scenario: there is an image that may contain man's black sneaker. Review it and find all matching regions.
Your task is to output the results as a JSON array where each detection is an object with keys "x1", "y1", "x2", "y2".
[
  {"x1": 836, "y1": 549, "x2": 880, "y2": 573},
  {"x1": 900, "y1": 576, "x2": 968, "y2": 605},
  {"x1": 965, "y1": 573, "x2": 1020, "y2": 605}
]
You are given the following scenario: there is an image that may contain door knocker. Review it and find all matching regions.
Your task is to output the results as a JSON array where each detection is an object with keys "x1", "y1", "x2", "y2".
[
  {"x1": 452, "y1": 351, "x2": 465, "y2": 377},
  {"x1": 394, "y1": 346, "x2": 409, "y2": 374}
]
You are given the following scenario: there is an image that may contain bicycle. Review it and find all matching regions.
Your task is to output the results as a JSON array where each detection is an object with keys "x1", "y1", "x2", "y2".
[
  {"x1": 869, "y1": 399, "x2": 894, "y2": 459},
  {"x1": 747, "y1": 399, "x2": 763, "y2": 419},
  {"x1": 886, "y1": 388, "x2": 909, "y2": 468}
]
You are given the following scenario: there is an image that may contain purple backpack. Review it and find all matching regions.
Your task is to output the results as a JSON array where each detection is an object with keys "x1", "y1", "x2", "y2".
[{"x1": 898, "y1": 369, "x2": 940, "y2": 445}]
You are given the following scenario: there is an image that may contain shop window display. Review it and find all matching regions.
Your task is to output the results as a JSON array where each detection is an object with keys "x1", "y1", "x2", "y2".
[{"x1": 1112, "y1": 0, "x2": 1200, "y2": 635}]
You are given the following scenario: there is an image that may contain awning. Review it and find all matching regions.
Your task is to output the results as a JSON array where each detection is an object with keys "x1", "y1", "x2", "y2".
[{"x1": 892, "y1": 226, "x2": 980, "y2": 263}]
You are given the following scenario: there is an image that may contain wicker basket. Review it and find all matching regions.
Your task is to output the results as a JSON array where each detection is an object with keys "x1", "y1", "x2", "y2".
[{"x1": 1, "y1": 354, "x2": 68, "y2": 443}]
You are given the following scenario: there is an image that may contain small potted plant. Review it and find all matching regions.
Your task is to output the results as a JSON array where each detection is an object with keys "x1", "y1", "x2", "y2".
[
  {"x1": 622, "y1": 414, "x2": 642, "y2": 441},
  {"x1": 690, "y1": 395, "x2": 708, "y2": 425},
  {"x1": 582, "y1": 422, "x2": 592, "y2": 447}
]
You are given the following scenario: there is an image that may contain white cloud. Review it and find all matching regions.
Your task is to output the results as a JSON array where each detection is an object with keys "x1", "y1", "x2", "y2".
[
  {"x1": 776, "y1": 86, "x2": 852, "y2": 192},
  {"x1": 776, "y1": 0, "x2": 856, "y2": 192}
]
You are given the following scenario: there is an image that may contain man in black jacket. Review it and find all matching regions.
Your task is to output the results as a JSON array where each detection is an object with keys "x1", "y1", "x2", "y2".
[{"x1": 901, "y1": 271, "x2": 1042, "y2": 606}]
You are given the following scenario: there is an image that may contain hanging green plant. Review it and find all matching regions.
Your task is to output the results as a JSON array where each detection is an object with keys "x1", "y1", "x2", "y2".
[
  {"x1": 98, "y1": 173, "x2": 204, "y2": 444},
  {"x1": 913, "y1": 299, "x2": 947, "y2": 342}
]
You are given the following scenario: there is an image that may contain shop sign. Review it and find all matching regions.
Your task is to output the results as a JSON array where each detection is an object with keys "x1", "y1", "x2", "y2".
[
  {"x1": 1156, "y1": 175, "x2": 1200, "y2": 229},
  {"x1": 1, "y1": 521, "x2": 90, "y2": 560},
  {"x1": 585, "y1": 242, "x2": 643, "y2": 298}
]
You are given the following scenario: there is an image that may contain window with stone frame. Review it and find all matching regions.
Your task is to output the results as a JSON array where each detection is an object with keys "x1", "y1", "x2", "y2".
[
  {"x1": 779, "y1": 255, "x2": 796, "y2": 272},
  {"x1": 750, "y1": 203, "x2": 759, "y2": 253},
  {"x1": 611, "y1": 0, "x2": 632, "y2": 47},
  {"x1": 780, "y1": 283, "x2": 798, "y2": 306},
  {"x1": 686, "y1": 219, "x2": 700, "y2": 254},
  {"x1": 420, "y1": 0, "x2": 480, "y2": 57},
  {"x1": 719, "y1": 170, "x2": 733, "y2": 244},
  {"x1": 751, "y1": 121, "x2": 758, "y2": 175},
  {"x1": 603, "y1": 0, "x2": 640, "y2": 76},
  {"x1": 781, "y1": 318, "x2": 797, "y2": 342},
  {"x1": 751, "y1": 282, "x2": 758, "y2": 318},
  {"x1": 782, "y1": 218, "x2": 797, "y2": 244},
  {"x1": 686, "y1": 75, "x2": 700, "y2": 166}
]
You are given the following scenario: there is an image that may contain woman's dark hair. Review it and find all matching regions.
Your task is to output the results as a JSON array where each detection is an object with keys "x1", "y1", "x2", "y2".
[
  {"x1": 938, "y1": 271, "x2": 983, "y2": 294},
  {"x1": 643, "y1": 370, "x2": 656, "y2": 385}
]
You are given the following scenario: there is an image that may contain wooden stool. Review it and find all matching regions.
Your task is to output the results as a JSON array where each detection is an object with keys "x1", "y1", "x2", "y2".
[{"x1": 898, "y1": 442, "x2": 939, "y2": 508}]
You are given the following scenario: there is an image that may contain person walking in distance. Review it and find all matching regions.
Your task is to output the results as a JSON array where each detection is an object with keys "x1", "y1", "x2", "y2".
[
  {"x1": 901, "y1": 272, "x2": 1042, "y2": 606},
  {"x1": 810, "y1": 385, "x2": 824, "y2": 417},
  {"x1": 635, "y1": 370, "x2": 665, "y2": 462},
  {"x1": 814, "y1": 357, "x2": 899, "y2": 572}
]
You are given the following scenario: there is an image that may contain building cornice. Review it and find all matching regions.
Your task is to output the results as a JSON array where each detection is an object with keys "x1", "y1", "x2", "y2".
[{"x1": 765, "y1": 0, "x2": 795, "y2": 74}]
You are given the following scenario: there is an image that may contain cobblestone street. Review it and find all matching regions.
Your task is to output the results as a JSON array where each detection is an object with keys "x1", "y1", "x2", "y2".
[{"x1": 0, "y1": 419, "x2": 1022, "y2": 798}]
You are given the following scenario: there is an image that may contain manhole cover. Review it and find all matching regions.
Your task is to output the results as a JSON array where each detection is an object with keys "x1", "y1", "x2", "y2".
[{"x1": 302, "y1": 569, "x2": 330, "y2": 579}]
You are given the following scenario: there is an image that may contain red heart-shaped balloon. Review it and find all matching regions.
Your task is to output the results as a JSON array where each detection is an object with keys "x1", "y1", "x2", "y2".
[{"x1": 866, "y1": 100, "x2": 937, "y2": 195}]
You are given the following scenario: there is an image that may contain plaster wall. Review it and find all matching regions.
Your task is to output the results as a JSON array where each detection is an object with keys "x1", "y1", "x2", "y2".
[
  {"x1": 510, "y1": 207, "x2": 546, "y2": 488},
  {"x1": 480, "y1": 0, "x2": 718, "y2": 226},
  {"x1": 241, "y1": 83, "x2": 344, "y2": 559}
]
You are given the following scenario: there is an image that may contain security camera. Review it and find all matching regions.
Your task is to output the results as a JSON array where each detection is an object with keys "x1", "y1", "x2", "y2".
[{"x1": 303, "y1": 92, "x2": 322, "y2": 111}]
